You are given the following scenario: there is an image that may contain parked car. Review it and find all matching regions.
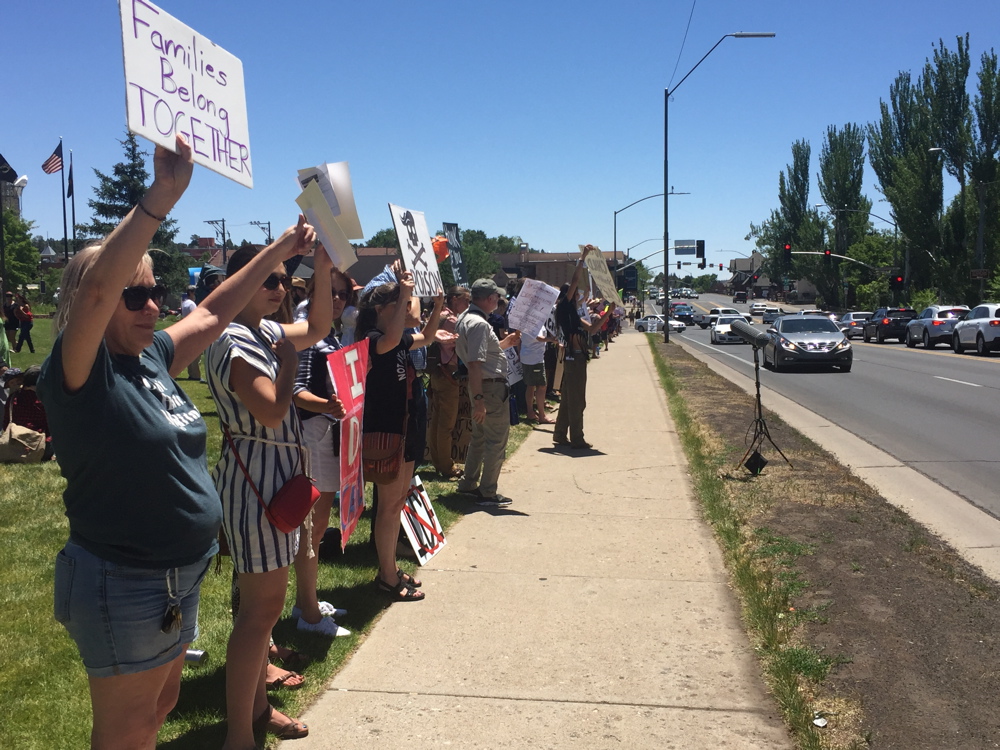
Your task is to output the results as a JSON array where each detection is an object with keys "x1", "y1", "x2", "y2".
[
  {"x1": 732, "y1": 290, "x2": 748, "y2": 304},
  {"x1": 904, "y1": 305, "x2": 969, "y2": 348},
  {"x1": 636, "y1": 314, "x2": 672, "y2": 333},
  {"x1": 763, "y1": 314, "x2": 853, "y2": 372},
  {"x1": 666, "y1": 316, "x2": 686, "y2": 333},
  {"x1": 710, "y1": 315, "x2": 747, "y2": 344},
  {"x1": 863, "y1": 308, "x2": 918, "y2": 343},
  {"x1": 951, "y1": 303, "x2": 1000, "y2": 355},
  {"x1": 748, "y1": 302, "x2": 769, "y2": 316},
  {"x1": 837, "y1": 311, "x2": 872, "y2": 340}
]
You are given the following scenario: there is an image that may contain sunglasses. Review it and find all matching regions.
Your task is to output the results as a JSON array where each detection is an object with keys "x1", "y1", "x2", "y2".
[
  {"x1": 262, "y1": 274, "x2": 292, "y2": 291},
  {"x1": 332, "y1": 290, "x2": 351, "y2": 301},
  {"x1": 121, "y1": 285, "x2": 167, "y2": 311}
]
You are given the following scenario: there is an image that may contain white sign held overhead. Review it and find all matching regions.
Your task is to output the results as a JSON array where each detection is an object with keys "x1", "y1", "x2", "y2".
[
  {"x1": 119, "y1": 0, "x2": 253, "y2": 188},
  {"x1": 296, "y1": 162, "x2": 364, "y2": 240},
  {"x1": 295, "y1": 181, "x2": 358, "y2": 270},
  {"x1": 507, "y1": 279, "x2": 559, "y2": 339},
  {"x1": 388, "y1": 204, "x2": 443, "y2": 298}
]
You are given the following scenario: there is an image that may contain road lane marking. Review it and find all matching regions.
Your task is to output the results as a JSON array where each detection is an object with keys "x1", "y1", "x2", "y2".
[
  {"x1": 686, "y1": 337, "x2": 756, "y2": 365},
  {"x1": 934, "y1": 376, "x2": 982, "y2": 387}
]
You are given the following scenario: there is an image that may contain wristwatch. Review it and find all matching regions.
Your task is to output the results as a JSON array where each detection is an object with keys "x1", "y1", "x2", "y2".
[{"x1": 473, "y1": 394, "x2": 485, "y2": 401}]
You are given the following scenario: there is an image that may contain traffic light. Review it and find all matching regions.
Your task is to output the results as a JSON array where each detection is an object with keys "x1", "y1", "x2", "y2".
[
  {"x1": 696, "y1": 240, "x2": 705, "y2": 259},
  {"x1": 752, "y1": 273, "x2": 760, "y2": 283},
  {"x1": 823, "y1": 248, "x2": 832, "y2": 265},
  {"x1": 677, "y1": 261, "x2": 681, "y2": 271},
  {"x1": 719, "y1": 263, "x2": 724, "y2": 271},
  {"x1": 783, "y1": 242, "x2": 792, "y2": 263},
  {"x1": 889, "y1": 271, "x2": 904, "y2": 290},
  {"x1": 698, "y1": 259, "x2": 706, "y2": 270}
]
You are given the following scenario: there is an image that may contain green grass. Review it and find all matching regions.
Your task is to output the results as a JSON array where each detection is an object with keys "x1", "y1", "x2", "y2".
[{"x1": 0, "y1": 321, "x2": 531, "y2": 748}]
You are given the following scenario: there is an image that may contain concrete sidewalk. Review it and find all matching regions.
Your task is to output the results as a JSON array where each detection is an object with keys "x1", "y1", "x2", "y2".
[{"x1": 295, "y1": 330, "x2": 791, "y2": 748}]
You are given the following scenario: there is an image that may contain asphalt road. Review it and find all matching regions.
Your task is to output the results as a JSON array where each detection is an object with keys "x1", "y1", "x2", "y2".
[{"x1": 647, "y1": 293, "x2": 1000, "y2": 520}]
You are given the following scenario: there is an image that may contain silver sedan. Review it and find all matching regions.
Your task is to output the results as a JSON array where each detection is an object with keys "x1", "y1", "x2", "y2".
[{"x1": 763, "y1": 315, "x2": 853, "y2": 372}]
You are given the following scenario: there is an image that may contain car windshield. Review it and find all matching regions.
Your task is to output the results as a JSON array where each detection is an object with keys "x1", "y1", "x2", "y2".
[{"x1": 779, "y1": 318, "x2": 840, "y2": 334}]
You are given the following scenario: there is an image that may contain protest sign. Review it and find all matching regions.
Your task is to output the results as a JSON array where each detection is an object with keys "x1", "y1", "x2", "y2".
[
  {"x1": 442, "y1": 222, "x2": 468, "y2": 286},
  {"x1": 297, "y1": 162, "x2": 363, "y2": 240},
  {"x1": 327, "y1": 339, "x2": 369, "y2": 549},
  {"x1": 119, "y1": 0, "x2": 252, "y2": 187},
  {"x1": 296, "y1": 181, "x2": 358, "y2": 270},
  {"x1": 505, "y1": 347, "x2": 522, "y2": 386},
  {"x1": 401, "y1": 476, "x2": 446, "y2": 565},
  {"x1": 507, "y1": 278, "x2": 559, "y2": 338},
  {"x1": 389, "y1": 204, "x2": 443, "y2": 298},
  {"x1": 583, "y1": 247, "x2": 624, "y2": 308}
]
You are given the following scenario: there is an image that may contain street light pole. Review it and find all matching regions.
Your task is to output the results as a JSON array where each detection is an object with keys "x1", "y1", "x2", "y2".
[{"x1": 663, "y1": 31, "x2": 775, "y2": 342}]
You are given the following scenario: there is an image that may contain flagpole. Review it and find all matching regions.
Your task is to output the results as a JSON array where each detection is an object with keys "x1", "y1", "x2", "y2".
[
  {"x1": 59, "y1": 138, "x2": 69, "y2": 261},
  {"x1": 69, "y1": 150, "x2": 77, "y2": 254}
]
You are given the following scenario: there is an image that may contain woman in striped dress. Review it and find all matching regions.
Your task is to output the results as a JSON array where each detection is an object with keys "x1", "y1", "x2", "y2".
[{"x1": 207, "y1": 235, "x2": 332, "y2": 748}]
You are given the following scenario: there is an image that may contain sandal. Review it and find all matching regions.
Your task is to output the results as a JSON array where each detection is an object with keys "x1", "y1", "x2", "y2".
[
  {"x1": 269, "y1": 644, "x2": 309, "y2": 672},
  {"x1": 377, "y1": 576, "x2": 425, "y2": 602},
  {"x1": 253, "y1": 705, "x2": 309, "y2": 740},
  {"x1": 397, "y1": 569, "x2": 422, "y2": 588},
  {"x1": 266, "y1": 667, "x2": 305, "y2": 690}
]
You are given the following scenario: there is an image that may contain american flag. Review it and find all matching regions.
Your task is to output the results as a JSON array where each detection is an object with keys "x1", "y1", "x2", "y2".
[{"x1": 42, "y1": 142, "x2": 63, "y2": 174}]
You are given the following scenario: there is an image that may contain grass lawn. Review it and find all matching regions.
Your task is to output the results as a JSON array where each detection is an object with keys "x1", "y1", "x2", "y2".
[{"x1": 0, "y1": 317, "x2": 531, "y2": 748}]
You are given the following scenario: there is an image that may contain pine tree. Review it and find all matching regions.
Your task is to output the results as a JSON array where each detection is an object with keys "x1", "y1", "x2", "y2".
[{"x1": 80, "y1": 132, "x2": 179, "y2": 247}]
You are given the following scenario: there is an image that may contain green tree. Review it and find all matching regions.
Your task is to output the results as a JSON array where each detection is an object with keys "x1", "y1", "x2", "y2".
[
  {"x1": 2, "y1": 211, "x2": 39, "y2": 292},
  {"x1": 80, "y1": 132, "x2": 180, "y2": 247},
  {"x1": 366, "y1": 228, "x2": 398, "y2": 248}
]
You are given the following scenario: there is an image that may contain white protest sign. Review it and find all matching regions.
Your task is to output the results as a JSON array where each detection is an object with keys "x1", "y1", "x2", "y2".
[
  {"x1": 119, "y1": 0, "x2": 252, "y2": 188},
  {"x1": 505, "y1": 347, "x2": 522, "y2": 386},
  {"x1": 400, "y1": 476, "x2": 447, "y2": 565},
  {"x1": 582, "y1": 246, "x2": 624, "y2": 308},
  {"x1": 296, "y1": 181, "x2": 358, "y2": 270},
  {"x1": 389, "y1": 204, "x2": 443, "y2": 298},
  {"x1": 297, "y1": 162, "x2": 363, "y2": 240},
  {"x1": 507, "y1": 279, "x2": 559, "y2": 339}
]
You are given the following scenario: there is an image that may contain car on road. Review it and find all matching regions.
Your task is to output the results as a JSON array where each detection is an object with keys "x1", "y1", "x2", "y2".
[
  {"x1": 951, "y1": 303, "x2": 1000, "y2": 355},
  {"x1": 761, "y1": 306, "x2": 787, "y2": 325},
  {"x1": 695, "y1": 307, "x2": 752, "y2": 328},
  {"x1": 904, "y1": 305, "x2": 969, "y2": 349},
  {"x1": 670, "y1": 304, "x2": 696, "y2": 325},
  {"x1": 762, "y1": 314, "x2": 853, "y2": 372},
  {"x1": 863, "y1": 308, "x2": 918, "y2": 343},
  {"x1": 732, "y1": 290, "x2": 748, "y2": 304},
  {"x1": 710, "y1": 315, "x2": 747, "y2": 344},
  {"x1": 636, "y1": 314, "x2": 683, "y2": 333},
  {"x1": 837, "y1": 311, "x2": 872, "y2": 340},
  {"x1": 748, "y1": 302, "x2": 769, "y2": 316}
]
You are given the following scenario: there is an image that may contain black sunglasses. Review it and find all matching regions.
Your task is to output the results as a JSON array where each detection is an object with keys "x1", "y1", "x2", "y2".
[
  {"x1": 332, "y1": 290, "x2": 351, "y2": 301},
  {"x1": 121, "y1": 285, "x2": 167, "y2": 311},
  {"x1": 262, "y1": 274, "x2": 292, "y2": 291}
]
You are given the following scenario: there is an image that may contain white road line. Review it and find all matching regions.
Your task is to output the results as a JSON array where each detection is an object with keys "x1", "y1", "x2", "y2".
[
  {"x1": 934, "y1": 376, "x2": 982, "y2": 387},
  {"x1": 686, "y1": 337, "x2": 756, "y2": 365}
]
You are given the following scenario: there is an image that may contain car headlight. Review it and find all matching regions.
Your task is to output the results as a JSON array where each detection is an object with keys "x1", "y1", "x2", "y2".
[
  {"x1": 778, "y1": 336, "x2": 798, "y2": 351},
  {"x1": 833, "y1": 339, "x2": 851, "y2": 351}
]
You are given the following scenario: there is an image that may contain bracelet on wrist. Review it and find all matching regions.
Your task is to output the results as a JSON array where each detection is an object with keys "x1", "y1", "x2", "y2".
[{"x1": 136, "y1": 200, "x2": 166, "y2": 223}]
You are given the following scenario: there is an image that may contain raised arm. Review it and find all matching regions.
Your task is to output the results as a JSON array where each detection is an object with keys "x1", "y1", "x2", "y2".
[
  {"x1": 61, "y1": 135, "x2": 193, "y2": 392},
  {"x1": 579, "y1": 300, "x2": 614, "y2": 333},
  {"x1": 564, "y1": 244, "x2": 593, "y2": 306},
  {"x1": 165, "y1": 216, "x2": 317, "y2": 377},
  {"x1": 279, "y1": 244, "x2": 333, "y2": 352},
  {"x1": 410, "y1": 290, "x2": 444, "y2": 349}
]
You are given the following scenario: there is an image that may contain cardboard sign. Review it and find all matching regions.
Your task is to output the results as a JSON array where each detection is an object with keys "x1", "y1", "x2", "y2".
[
  {"x1": 507, "y1": 279, "x2": 559, "y2": 339},
  {"x1": 505, "y1": 347, "x2": 522, "y2": 386},
  {"x1": 296, "y1": 181, "x2": 358, "y2": 271},
  {"x1": 119, "y1": 0, "x2": 252, "y2": 187},
  {"x1": 401, "y1": 475, "x2": 447, "y2": 565},
  {"x1": 389, "y1": 204, "x2": 443, "y2": 298},
  {"x1": 297, "y1": 162, "x2": 364, "y2": 240},
  {"x1": 583, "y1": 247, "x2": 624, "y2": 308},
  {"x1": 327, "y1": 339, "x2": 370, "y2": 550},
  {"x1": 442, "y1": 222, "x2": 468, "y2": 286}
]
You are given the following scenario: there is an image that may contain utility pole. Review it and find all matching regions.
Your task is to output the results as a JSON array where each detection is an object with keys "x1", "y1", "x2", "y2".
[
  {"x1": 204, "y1": 219, "x2": 228, "y2": 264},
  {"x1": 250, "y1": 220, "x2": 272, "y2": 245}
]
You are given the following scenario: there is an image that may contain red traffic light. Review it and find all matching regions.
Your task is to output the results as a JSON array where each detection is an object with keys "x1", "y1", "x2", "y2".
[
  {"x1": 719, "y1": 263, "x2": 724, "y2": 271},
  {"x1": 783, "y1": 243, "x2": 791, "y2": 251},
  {"x1": 823, "y1": 248, "x2": 832, "y2": 256}
]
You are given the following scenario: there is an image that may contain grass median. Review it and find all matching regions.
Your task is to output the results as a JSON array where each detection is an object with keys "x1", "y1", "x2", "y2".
[{"x1": 0, "y1": 318, "x2": 531, "y2": 749}]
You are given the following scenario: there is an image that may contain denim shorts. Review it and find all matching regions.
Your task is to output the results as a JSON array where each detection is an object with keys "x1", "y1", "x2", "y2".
[{"x1": 53, "y1": 542, "x2": 210, "y2": 678}]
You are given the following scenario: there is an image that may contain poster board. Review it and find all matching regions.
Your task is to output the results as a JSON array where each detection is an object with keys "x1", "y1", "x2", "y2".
[
  {"x1": 296, "y1": 181, "x2": 358, "y2": 270},
  {"x1": 119, "y1": 0, "x2": 252, "y2": 187},
  {"x1": 401, "y1": 476, "x2": 447, "y2": 565},
  {"x1": 507, "y1": 279, "x2": 559, "y2": 339},
  {"x1": 442, "y1": 222, "x2": 468, "y2": 286},
  {"x1": 388, "y1": 204, "x2": 443, "y2": 298},
  {"x1": 327, "y1": 339, "x2": 369, "y2": 549},
  {"x1": 297, "y1": 162, "x2": 363, "y2": 240},
  {"x1": 582, "y1": 247, "x2": 624, "y2": 308},
  {"x1": 505, "y1": 347, "x2": 522, "y2": 386}
]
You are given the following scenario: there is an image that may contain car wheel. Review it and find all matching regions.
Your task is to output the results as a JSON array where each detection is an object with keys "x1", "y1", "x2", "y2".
[
  {"x1": 636, "y1": 325, "x2": 645, "y2": 333},
  {"x1": 876, "y1": 329, "x2": 885, "y2": 344},
  {"x1": 772, "y1": 353, "x2": 783, "y2": 372},
  {"x1": 906, "y1": 330, "x2": 916, "y2": 348},
  {"x1": 923, "y1": 330, "x2": 933, "y2": 349},
  {"x1": 863, "y1": 329, "x2": 871, "y2": 343},
  {"x1": 977, "y1": 334, "x2": 989, "y2": 356},
  {"x1": 953, "y1": 333, "x2": 965, "y2": 354},
  {"x1": 840, "y1": 362, "x2": 852, "y2": 373}
]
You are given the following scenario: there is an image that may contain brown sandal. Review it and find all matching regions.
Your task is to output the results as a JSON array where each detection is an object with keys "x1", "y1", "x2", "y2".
[{"x1": 253, "y1": 705, "x2": 309, "y2": 740}]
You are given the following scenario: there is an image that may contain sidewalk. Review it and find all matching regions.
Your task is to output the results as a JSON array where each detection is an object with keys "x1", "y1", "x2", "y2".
[{"x1": 295, "y1": 330, "x2": 791, "y2": 748}]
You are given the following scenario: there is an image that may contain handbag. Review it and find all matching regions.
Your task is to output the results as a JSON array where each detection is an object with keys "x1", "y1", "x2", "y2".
[
  {"x1": 224, "y1": 427, "x2": 320, "y2": 534},
  {"x1": 0, "y1": 421, "x2": 46, "y2": 464}
]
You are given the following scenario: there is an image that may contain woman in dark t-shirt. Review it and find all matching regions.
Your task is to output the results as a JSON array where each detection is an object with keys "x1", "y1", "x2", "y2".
[{"x1": 356, "y1": 272, "x2": 442, "y2": 601}]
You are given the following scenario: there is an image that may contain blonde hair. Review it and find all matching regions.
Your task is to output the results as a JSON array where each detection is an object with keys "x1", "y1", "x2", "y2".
[{"x1": 53, "y1": 243, "x2": 154, "y2": 335}]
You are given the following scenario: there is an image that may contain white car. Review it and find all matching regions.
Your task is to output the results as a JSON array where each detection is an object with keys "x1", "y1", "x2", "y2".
[
  {"x1": 711, "y1": 315, "x2": 748, "y2": 344},
  {"x1": 952, "y1": 303, "x2": 1000, "y2": 355},
  {"x1": 636, "y1": 314, "x2": 685, "y2": 334},
  {"x1": 748, "y1": 302, "x2": 769, "y2": 316}
]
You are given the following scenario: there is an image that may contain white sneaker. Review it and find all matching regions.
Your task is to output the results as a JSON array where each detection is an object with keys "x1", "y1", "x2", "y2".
[
  {"x1": 297, "y1": 616, "x2": 351, "y2": 637},
  {"x1": 292, "y1": 602, "x2": 347, "y2": 620}
]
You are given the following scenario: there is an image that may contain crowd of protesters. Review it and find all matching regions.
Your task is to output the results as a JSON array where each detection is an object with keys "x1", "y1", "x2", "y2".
[{"x1": 24, "y1": 134, "x2": 630, "y2": 748}]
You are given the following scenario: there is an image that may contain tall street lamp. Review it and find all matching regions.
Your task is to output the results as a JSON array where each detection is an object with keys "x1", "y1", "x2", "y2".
[{"x1": 663, "y1": 31, "x2": 775, "y2": 342}]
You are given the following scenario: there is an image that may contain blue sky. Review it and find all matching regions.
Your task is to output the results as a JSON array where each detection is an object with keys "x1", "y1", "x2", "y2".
[{"x1": 5, "y1": 0, "x2": 999, "y2": 278}]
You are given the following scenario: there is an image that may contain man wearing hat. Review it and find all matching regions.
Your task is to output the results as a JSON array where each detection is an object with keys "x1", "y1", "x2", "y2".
[{"x1": 455, "y1": 279, "x2": 520, "y2": 506}]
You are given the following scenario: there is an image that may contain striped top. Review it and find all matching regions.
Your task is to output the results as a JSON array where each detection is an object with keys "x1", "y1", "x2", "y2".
[{"x1": 206, "y1": 319, "x2": 303, "y2": 571}]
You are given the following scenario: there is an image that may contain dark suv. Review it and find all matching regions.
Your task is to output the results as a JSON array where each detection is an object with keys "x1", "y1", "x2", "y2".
[{"x1": 863, "y1": 307, "x2": 917, "y2": 343}]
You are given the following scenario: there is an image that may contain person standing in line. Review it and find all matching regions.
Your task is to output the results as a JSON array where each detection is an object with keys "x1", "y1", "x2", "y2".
[
  {"x1": 13, "y1": 293, "x2": 34, "y2": 353},
  {"x1": 455, "y1": 279, "x2": 520, "y2": 506},
  {"x1": 427, "y1": 285, "x2": 470, "y2": 478}
]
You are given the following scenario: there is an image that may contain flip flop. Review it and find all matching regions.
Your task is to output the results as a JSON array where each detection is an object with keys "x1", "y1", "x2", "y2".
[
  {"x1": 253, "y1": 705, "x2": 309, "y2": 740},
  {"x1": 266, "y1": 669, "x2": 305, "y2": 690}
]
